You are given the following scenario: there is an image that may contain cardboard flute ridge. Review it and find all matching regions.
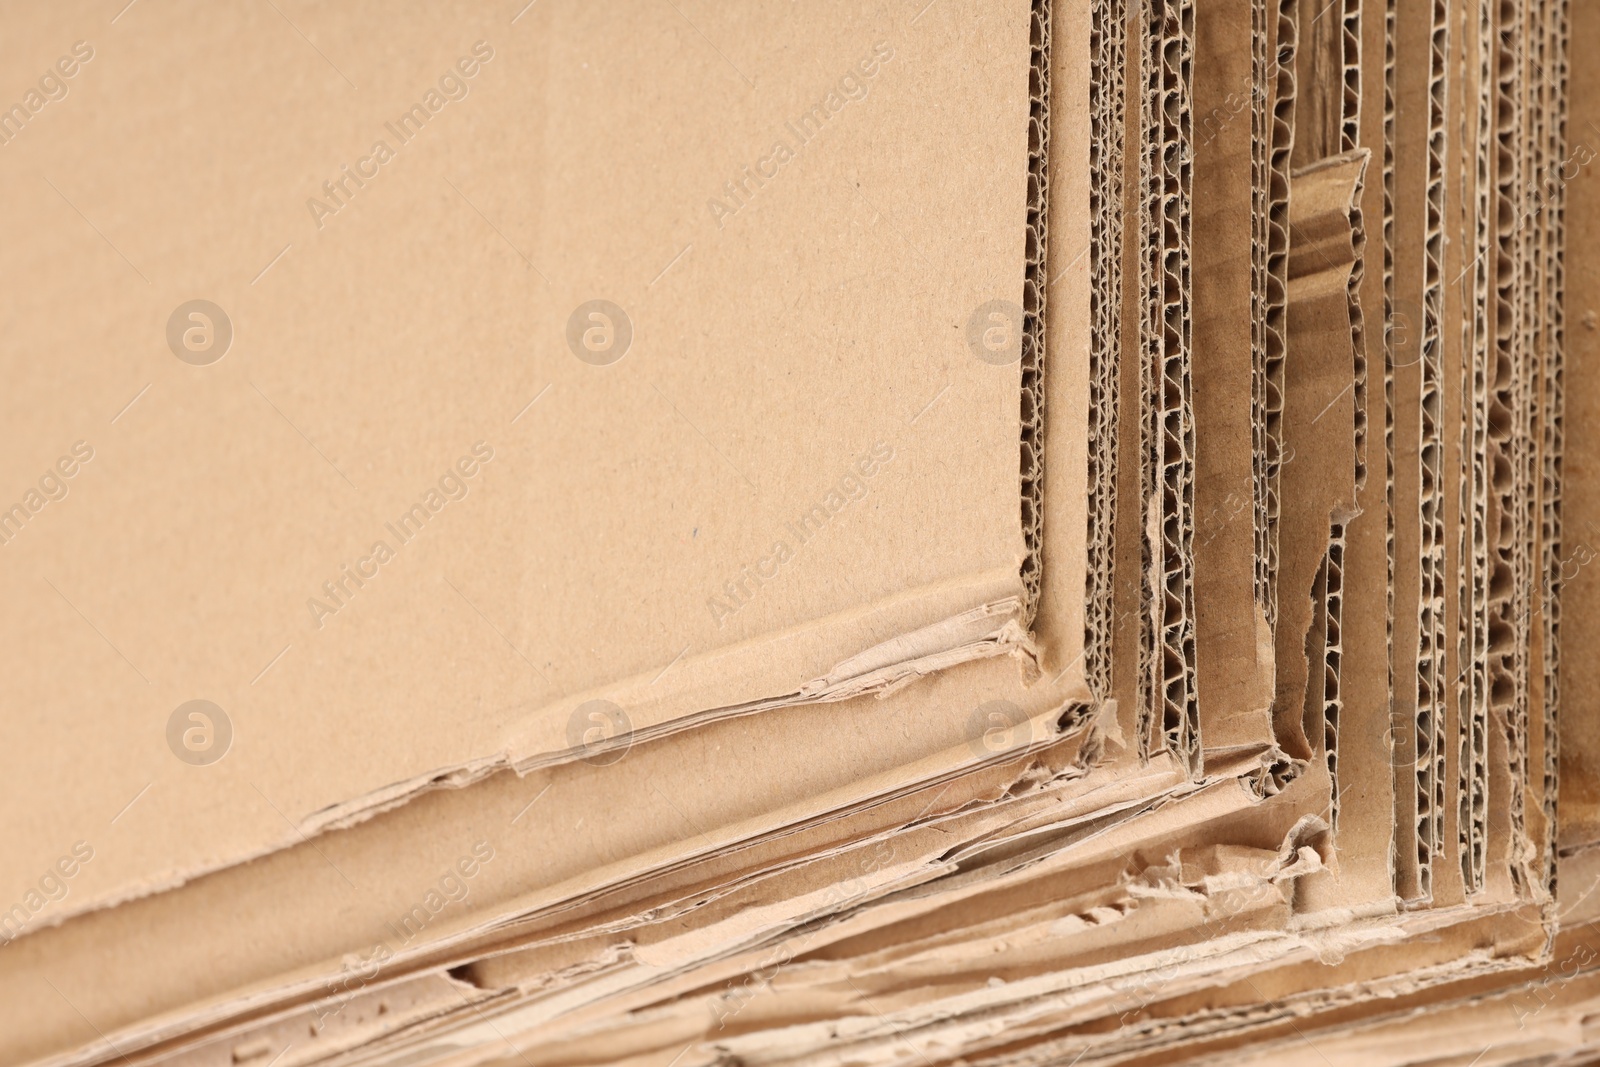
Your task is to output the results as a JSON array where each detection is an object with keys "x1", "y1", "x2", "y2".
[
  {"x1": 1414, "y1": 0, "x2": 1452, "y2": 896},
  {"x1": 1490, "y1": 0, "x2": 1535, "y2": 899},
  {"x1": 1530, "y1": 0, "x2": 1565, "y2": 906},
  {"x1": 5, "y1": 0, "x2": 1598, "y2": 1063},
  {"x1": 1250, "y1": 0, "x2": 1273, "y2": 618},
  {"x1": 1539, "y1": 0, "x2": 1571, "y2": 899},
  {"x1": 1019, "y1": 0, "x2": 1050, "y2": 623},
  {"x1": 1263, "y1": 0, "x2": 1299, "y2": 634},
  {"x1": 1083, "y1": 0, "x2": 1128, "y2": 707},
  {"x1": 1320, "y1": 3, "x2": 1367, "y2": 846},
  {"x1": 1461, "y1": 0, "x2": 1497, "y2": 898},
  {"x1": 1130, "y1": 1, "x2": 1162, "y2": 769},
  {"x1": 1384, "y1": 0, "x2": 1437, "y2": 904},
  {"x1": 1330, "y1": 0, "x2": 1403, "y2": 909},
  {"x1": 1138, "y1": 0, "x2": 1202, "y2": 777},
  {"x1": 1266, "y1": 149, "x2": 1366, "y2": 924}
]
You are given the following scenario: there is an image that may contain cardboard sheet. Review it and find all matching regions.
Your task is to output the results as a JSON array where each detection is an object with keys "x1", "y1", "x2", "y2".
[
  {"x1": 1191, "y1": 0, "x2": 1277, "y2": 759},
  {"x1": 0, "y1": 1, "x2": 1592, "y2": 1064},
  {"x1": 0, "y1": 0, "x2": 1037, "y2": 919}
]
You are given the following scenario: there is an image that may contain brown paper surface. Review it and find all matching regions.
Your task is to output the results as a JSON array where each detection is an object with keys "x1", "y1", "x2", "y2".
[
  {"x1": 0, "y1": 0, "x2": 1035, "y2": 920},
  {"x1": 1191, "y1": 0, "x2": 1276, "y2": 757}
]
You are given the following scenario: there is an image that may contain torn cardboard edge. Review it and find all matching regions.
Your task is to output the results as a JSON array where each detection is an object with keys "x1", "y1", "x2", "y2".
[
  {"x1": 5, "y1": 593, "x2": 1050, "y2": 940},
  {"x1": 10, "y1": 705, "x2": 1127, "y2": 1067},
  {"x1": 1276, "y1": 149, "x2": 1366, "y2": 768}
]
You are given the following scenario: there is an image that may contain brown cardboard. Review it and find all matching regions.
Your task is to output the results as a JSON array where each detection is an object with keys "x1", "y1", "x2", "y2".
[
  {"x1": 2, "y1": 0, "x2": 1595, "y2": 1063},
  {"x1": 1190, "y1": 0, "x2": 1276, "y2": 759},
  {"x1": 1274, "y1": 150, "x2": 1365, "y2": 766},
  {"x1": 1520, "y1": 0, "x2": 1556, "y2": 903},
  {"x1": 326, "y1": 827, "x2": 1548, "y2": 1067},
  {"x1": 1458, "y1": 0, "x2": 1495, "y2": 899},
  {"x1": 1527, "y1": 0, "x2": 1566, "y2": 902},
  {"x1": 1336, "y1": 0, "x2": 1401, "y2": 907},
  {"x1": 1033, "y1": 0, "x2": 1095, "y2": 703},
  {"x1": 1291, "y1": 0, "x2": 1344, "y2": 170},
  {"x1": 1487, "y1": 0, "x2": 1537, "y2": 900},
  {"x1": 1535, "y1": 0, "x2": 1570, "y2": 899},
  {"x1": 1557, "y1": 0, "x2": 1600, "y2": 868},
  {"x1": 1080, "y1": 0, "x2": 1129, "y2": 709},
  {"x1": 0, "y1": 0, "x2": 1040, "y2": 919},
  {"x1": 1545, "y1": 0, "x2": 1572, "y2": 892},
  {"x1": 1432, "y1": 0, "x2": 1467, "y2": 910},
  {"x1": 1415, "y1": 0, "x2": 1454, "y2": 905},
  {"x1": 1110, "y1": 0, "x2": 1151, "y2": 754},
  {"x1": 1290, "y1": 0, "x2": 1368, "y2": 853},
  {"x1": 1141, "y1": 0, "x2": 1201, "y2": 774},
  {"x1": 1262, "y1": 0, "x2": 1298, "y2": 635},
  {"x1": 1386, "y1": 0, "x2": 1434, "y2": 902},
  {"x1": 0, "y1": 652, "x2": 1106, "y2": 1066},
  {"x1": 1132, "y1": 1, "x2": 1165, "y2": 764}
]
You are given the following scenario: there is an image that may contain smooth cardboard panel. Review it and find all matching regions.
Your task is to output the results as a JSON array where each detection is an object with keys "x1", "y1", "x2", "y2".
[
  {"x1": 0, "y1": 0, "x2": 1036, "y2": 920},
  {"x1": 1191, "y1": 0, "x2": 1276, "y2": 760},
  {"x1": 1557, "y1": 0, "x2": 1599, "y2": 859}
]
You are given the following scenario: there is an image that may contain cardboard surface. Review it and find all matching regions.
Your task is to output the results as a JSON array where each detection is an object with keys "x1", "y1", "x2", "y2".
[
  {"x1": 1, "y1": 1, "x2": 1593, "y2": 1064},
  {"x1": 0, "y1": 0, "x2": 1034, "y2": 917},
  {"x1": 1558, "y1": 0, "x2": 1600, "y2": 857},
  {"x1": 1191, "y1": 0, "x2": 1276, "y2": 757}
]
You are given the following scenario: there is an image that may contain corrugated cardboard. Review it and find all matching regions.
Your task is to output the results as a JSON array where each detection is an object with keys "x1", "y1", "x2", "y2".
[
  {"x1": 0, "y1": 0, "x2": 1038, "y2": 919},
  {"x1": 1191, "y1": 0, "x2": 1277, "y2": 763},
  {"x1": 3, "y1": 0, "x2": 1593, "y2": 1063}
]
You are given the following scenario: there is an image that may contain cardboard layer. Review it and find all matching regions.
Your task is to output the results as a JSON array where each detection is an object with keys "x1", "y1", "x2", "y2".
[
  {"x1": 1034, "y1": 0, "x2": 1095, "y2": 696},
  {"x1": 1459, "y1": 0, "x2": 1495, "y2": 898},
  {"x1": 0, "y1": 654, "x2": 1100, "y2": 1067},
  {"x1": 1274, "y1": 150, "x2": 1365, "y2": 767},
  {"x1": 0, "y1": 0, "x2": 1038, "y2": 918},
  {"x1": 1, "y1": 0, "x2": 1593, "y2": 1063},
  {"x1": 1191, "y1": 0, "x2": 1276, "y2": 758},
  {"x1": 1079, "y1": 0, "x2": 1129, "y2": 707},
  {"x1": 1139, "y1": 0, "x2": 1201, "y2": 774},
  {"x1": 1558, "y1": 0, "x2": 1600, "y2": 860},
  {"x1": 1387, "y1": 0, "x2": 1432, "y2": 901}
]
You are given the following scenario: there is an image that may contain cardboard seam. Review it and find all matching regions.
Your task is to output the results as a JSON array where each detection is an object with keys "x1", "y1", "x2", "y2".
[{"x1": 1343, "y1": 0, "x2": 1368, "y2": 487}]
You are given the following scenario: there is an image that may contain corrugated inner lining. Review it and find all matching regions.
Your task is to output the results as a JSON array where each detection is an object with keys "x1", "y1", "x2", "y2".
[{"x1": 1019, "y1": 0, "x2": 1050, "y2": 626}]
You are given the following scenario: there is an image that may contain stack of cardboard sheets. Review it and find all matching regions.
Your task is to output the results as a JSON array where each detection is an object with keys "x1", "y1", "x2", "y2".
[{"x1": 2, "y1": 0, "x2": 1597, "y2": 1063}]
